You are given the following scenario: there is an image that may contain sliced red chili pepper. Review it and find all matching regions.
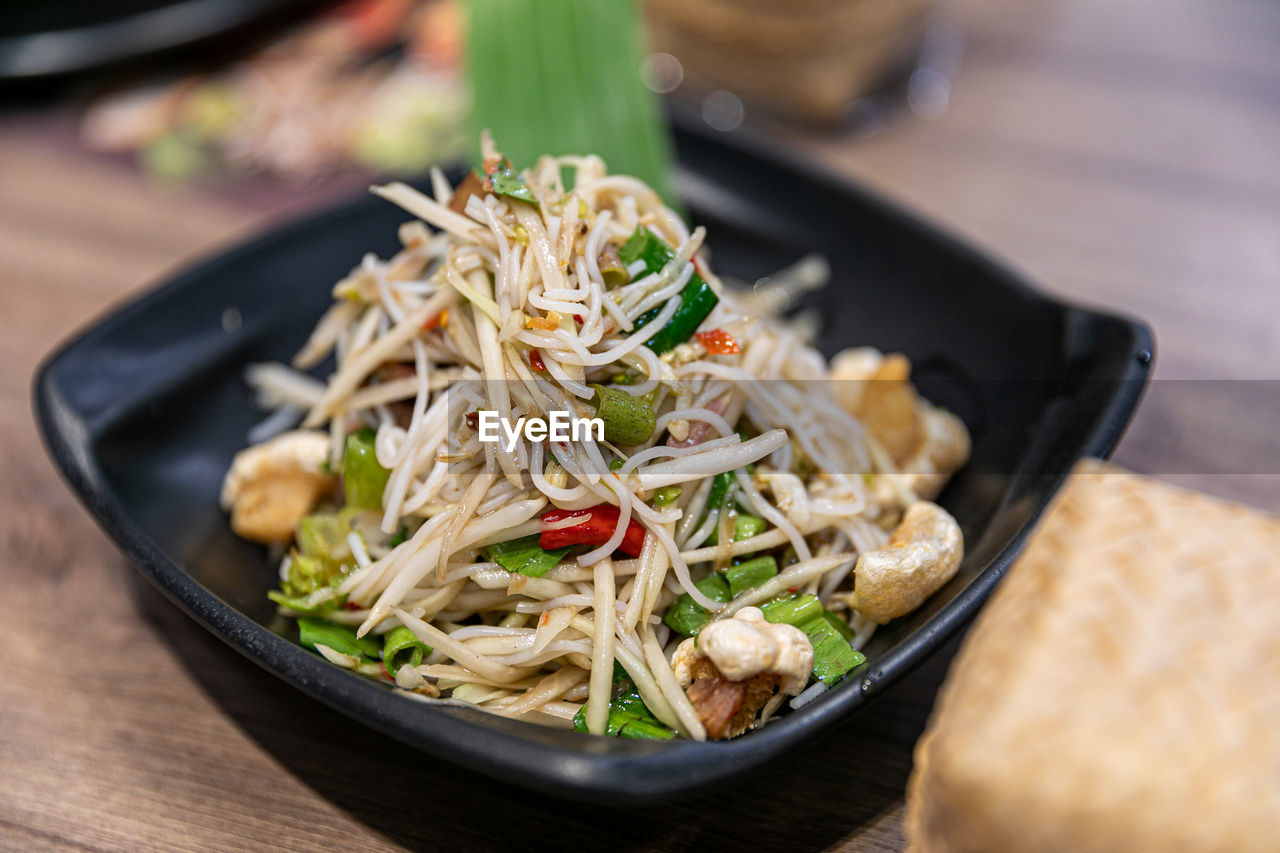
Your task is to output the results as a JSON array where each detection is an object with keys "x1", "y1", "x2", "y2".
[
  {"x1": 464, "y1": 411, "x2": 479, "y2": 429},
  {"x1": 344, "y1": 600, "x2": 362, "y2": 611},
  {"x1": 528, "y1": 349, "x2": 547, "y2": 372},
  {"x1": 422, "y1": 309, "x2": 446, "y2": 331},
  {"x1": 573, "y1": 314, "x2": 584, "y2": 325},
  {"x1": 539, "y1": 504, "x2": 646, "y2": 557},
  {"x1": 696, "y1": 329, "x2": 741, "y2": 355}
]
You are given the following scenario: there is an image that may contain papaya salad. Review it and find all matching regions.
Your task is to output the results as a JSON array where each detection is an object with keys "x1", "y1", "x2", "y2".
[{"x1": 221, "y1": 134, "x2": 971, "y2": 741}]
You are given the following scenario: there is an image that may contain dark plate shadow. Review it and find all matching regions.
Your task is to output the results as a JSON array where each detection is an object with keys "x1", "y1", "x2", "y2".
[{"x1": 130, "y1": 563, "x2": 958, "y2": 852}]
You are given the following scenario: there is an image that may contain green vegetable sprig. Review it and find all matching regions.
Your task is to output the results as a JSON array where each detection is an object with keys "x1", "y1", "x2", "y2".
[
  {"x1": 298, "y1": 618, "x2": 381, "y2": 661},
  {"x1": 485, "y1": 534, "x2": 570, "y2": 578},
  {"x1": 484, "y1": 158, "x2": 538, "y2": 206},
  {"x1": 572, "y1": 663, "x2": 674, "y2": 739},
  {"x1": 618, "y1": 226, "x2": 718, "y2": 355}
]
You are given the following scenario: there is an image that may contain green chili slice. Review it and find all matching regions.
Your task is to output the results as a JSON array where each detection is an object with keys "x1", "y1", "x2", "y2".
[
  {"x1": 590, "y1": 384, "x2": 656, "y2": 446},
  {"x1": 343, "y1": 428, "x2": 391, "y2": 510}
]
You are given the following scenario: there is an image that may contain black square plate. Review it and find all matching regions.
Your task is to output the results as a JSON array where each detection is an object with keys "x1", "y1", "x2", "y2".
[{"x1": 34, "y1": 124, "x2": 1151, "y2": 801}]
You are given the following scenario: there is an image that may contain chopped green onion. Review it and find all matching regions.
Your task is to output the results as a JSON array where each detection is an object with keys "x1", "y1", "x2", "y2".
[
  {"x1": 761, "y1": 594, "x2": 824, "y2": 628},
  {"x1": 801, "y1": 621, "x2": 867, "y2": 686},
  {"x1": 652, "y1": 486, "x2": 682, "y2": 506},
  {"x1": 297, "y1": 618, "x2": 380, "y2": 661},
  {"x1": 707, "y1": 470, "x2": 736, "y2": 511},
  {"x1": 484, "y1": 533, "x2": 570, "y2": 578},
  {"x1": 619, "y1": 227, "x2": 719, "y2": 354},
  {"x1": 762, "y1": 597, "x2": 868, "y2": 686},
  {"x1": 382, "y1": 625, "x2": 432, "y2": 676},
  {"x1": 387, "y1": 525, "x2": 410, "y2": 548},
  {"x1": 615, "y1": 717, "x2": 677, "y2": 740},
  {"x1": 705, "y1": 512, "x2": 768, "y2": 546},
  {"x1": 662, "y1": 573, "x2": 731, "y2": 636},
  {"x1": 823, "y1": 610, "x2": 857, "y2": 643},
  {"x1": 343, "y1": 428, "x2": 390, "y2": 510},
  {"x1": 790, "y1": 444, "x2": 817, "y2": 479},
  {"x1": 734, "y1": 514, "x2": 768, "y2": 540},
  {"x1": 724, "y1": 555, "x2": 778, "y2": 597},
  {"x1": 609, "y1": 458, "x2": 625, "y2": 471},
  {"x1": 700, "y1": 470, "x2": 740, "y2": 546},
  {"x1": 590, "y1": 384, "x2": 656, "y2": 446},
  {"x1": 572, "y1": 662, "x2": 674, "y2": 739}
]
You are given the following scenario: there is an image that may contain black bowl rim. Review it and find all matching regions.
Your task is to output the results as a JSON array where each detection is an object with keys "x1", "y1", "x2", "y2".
[{"x1": 32, "y1": 140, "x2": 1153, "y2": 802}]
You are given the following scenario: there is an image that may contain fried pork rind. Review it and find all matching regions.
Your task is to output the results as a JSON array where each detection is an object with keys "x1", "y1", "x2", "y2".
[
  {"x1": 219, "y1": 430, "x2": 335, "y2": 544},
  {"x1": 829, "y1": 347, "x2": 971, "y2": 498},
  {"x1": 849, "y1": 501, "x2": 963, "y2": 624},
  {"x1": 899, "y1": 406, "x2": 971, "y2": 501}
]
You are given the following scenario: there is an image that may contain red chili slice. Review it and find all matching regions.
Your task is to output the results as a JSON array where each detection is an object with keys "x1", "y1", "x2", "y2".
[
  {"x1": 539, "y1": 504, "x2": 646, "y2": 557},
  {"x1": 696, "y1": 329, "x2": 741, "y2": 355},
  {"x1": 422, "y1": 309, "x2": 446, "y2": 331},
  {"x1": 528, "y1": 349, "x2": 547, "y2": 372}
]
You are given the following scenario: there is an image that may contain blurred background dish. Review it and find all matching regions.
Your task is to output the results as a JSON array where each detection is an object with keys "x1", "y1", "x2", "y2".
[
  {"x1": 64, "y1": 0, "x2": 957, "y2": 188},
  {"x1": 0, "y1": 0, "x2": 315, "y2": 79},
  {"x1": 78, "y1": 0, "x2": 466, "y2": 184}
]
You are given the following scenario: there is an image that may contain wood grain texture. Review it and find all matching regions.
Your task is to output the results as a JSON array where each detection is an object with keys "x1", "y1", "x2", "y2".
[{"x1": 1, "y1": 0, "x2": 1276, "y2": 849}]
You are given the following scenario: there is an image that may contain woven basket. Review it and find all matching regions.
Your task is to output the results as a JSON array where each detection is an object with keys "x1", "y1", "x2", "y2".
[
  {"x1": 645, "y1": 0, "x2": 936, "y2": 123},
  {"x1": 906, "y1": 460, "x2": 1280, "y2": 851}
]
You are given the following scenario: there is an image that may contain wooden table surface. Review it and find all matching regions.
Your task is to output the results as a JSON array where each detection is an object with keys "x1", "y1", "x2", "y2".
[{"x1": 2, "y1": 0, "x2": 1276, "y2": 850}]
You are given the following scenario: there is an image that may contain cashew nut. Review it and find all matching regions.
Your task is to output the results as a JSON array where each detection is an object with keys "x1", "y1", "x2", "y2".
[
  {"x1": 850, "y1": 501, "x2": 963, "y2": 624},
  {"x1": 220, "y1": 430, "x2": 335, "y2": 544},
  {"x1": 671, "y1": 606, "x2": 814, "y2": 739},
  {"x1": 699, "y1": 607, "x2": 813, "y2": 693}
]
